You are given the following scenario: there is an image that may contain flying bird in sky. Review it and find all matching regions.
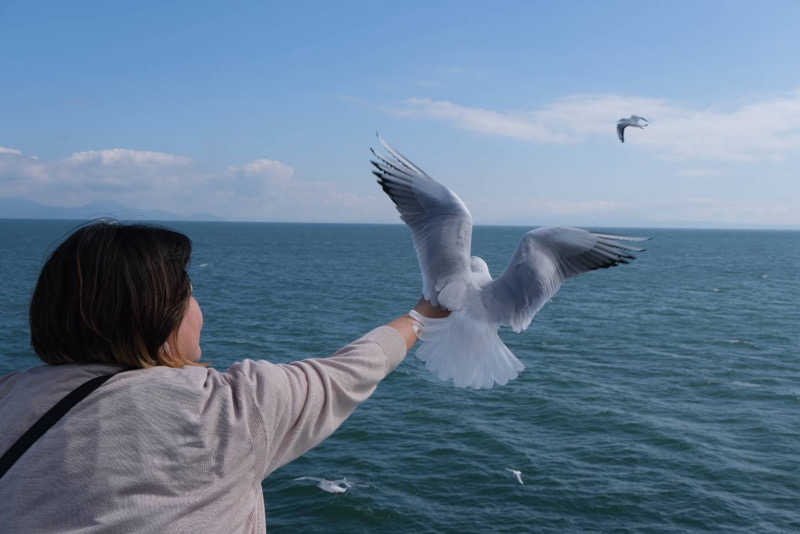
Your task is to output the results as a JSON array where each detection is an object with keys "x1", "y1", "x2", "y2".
[
  {"x1": 616, "y1": 115, "x2": 648, "y2": 143},
  {"x1": 371, "y1": 135, "x2": 647, "y2": 388}
]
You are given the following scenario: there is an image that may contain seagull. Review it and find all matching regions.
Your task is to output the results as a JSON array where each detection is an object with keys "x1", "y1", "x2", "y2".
[
  {"x1": 371, "y1": 135, "x2": 647, "y2": 388},
  {"x1": 294, "y1": 476, "x2": 353, "y2": 494},
  {"x1": 616, "y1": 115, "x2": 648, "y2": 143},
  {"x1": 506, "y1": 468, "x2": 524, "y2": 485}
]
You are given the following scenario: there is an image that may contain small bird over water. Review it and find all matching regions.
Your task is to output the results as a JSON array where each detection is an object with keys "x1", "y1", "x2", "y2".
[
  {"x1": 506, "y1": 468, "x2": 524, "y2": 485},
  {"x1": 294, "y1": 476, "x2": 353, "y2": 494},
  {"x1": 616, "y1": 115, "x2": 648, "y2": 143},
  {"x1": 371, "y1": 134, "x2": 647, "y2": 388}
]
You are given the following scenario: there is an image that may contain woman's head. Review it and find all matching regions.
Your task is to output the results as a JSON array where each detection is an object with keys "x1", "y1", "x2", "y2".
[{"x1": 30, "y1": 220, "x2": 203, "y2": 368}]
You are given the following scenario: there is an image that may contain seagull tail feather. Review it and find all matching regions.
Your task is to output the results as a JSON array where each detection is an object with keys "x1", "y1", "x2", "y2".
[{"x1": 414, "y1": 310, "x2": 524, "y2": 389}]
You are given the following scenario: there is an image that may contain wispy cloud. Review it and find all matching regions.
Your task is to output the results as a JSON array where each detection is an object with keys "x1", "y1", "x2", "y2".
[
  {"x1": 469, "y1": 193, "x2": 800, "y2": 228},
  {"x1": 648, "y1": 197, "x2": 799, "y2": 227},
  {"x1": 392, "y1": 90, "x2": 800, "y2": 163},
  {"x1": 0, "y1": 147, "x2": 196, "y2": 205},
  {"x1": 65, "y1": 148, "x2": 191, "y2": 166},
  {"x1": 676, "y1": 168, "x2": 722, "y2": 177},
  {"x1": 467, "y1": 195, "x2": 622, "y2": 223},
  {"x1": 393, "y1": 98, "x2": 561, "y2": 142},
  {"x1": 0, "y1": 146, "x2": 23, "y2": 156},
  {"x1": 0, "y1": 147, "x2": 387, "y2": 222}
]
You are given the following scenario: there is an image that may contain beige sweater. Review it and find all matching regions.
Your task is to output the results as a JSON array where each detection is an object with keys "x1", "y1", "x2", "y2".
[{"x1": 0, "y1": 325, "x2": 407, "y2": 533}]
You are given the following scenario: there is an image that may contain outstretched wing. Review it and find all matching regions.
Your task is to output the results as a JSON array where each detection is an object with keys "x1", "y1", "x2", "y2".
[
  {"x1": 482, "y1": 227, "x2": 647, "y2": 332},
  {"x1": 371, "y1": 135, "x2": 473, "y2": 308},
  {"x1": 616, "y1": 122, "x2": 626, "y2": 143}
]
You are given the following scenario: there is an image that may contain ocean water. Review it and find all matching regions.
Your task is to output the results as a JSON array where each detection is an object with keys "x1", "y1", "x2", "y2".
[{"x1": 1, "y1": 219, "x2": 798, "y2": 533}]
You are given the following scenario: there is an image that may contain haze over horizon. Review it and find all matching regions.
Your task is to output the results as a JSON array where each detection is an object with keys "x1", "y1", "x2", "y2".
[{"x1": 2, "y1": 2, "x2": 799, "y2": 229}]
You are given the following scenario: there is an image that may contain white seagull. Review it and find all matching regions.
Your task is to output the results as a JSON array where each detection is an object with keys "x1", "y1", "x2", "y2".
[
  {"x1": 371, "y1": 135, "x2": 647, "y2": 389},
  {"x1": 506, "y1": 468, "x2": 524, "y2": 485},
  {"x1": 294, "y1": 476, "x2": 353, "y2": 494},
  {"x1": 616, "y1": 115, "x2": 648, "y2": 143}
]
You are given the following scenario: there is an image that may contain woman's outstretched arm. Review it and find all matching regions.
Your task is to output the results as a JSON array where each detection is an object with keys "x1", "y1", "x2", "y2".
[{"x1": 220, "y1": 298, "x2": 450, "y2": 478}]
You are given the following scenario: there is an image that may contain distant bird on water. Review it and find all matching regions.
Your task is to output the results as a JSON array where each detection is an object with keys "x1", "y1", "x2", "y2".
[
  {"x1": 294, "y1": 476, "x2": 353, "y2": 494},
  {"x1": 370, "y1": 134, "x2": 648, "y2": 389},
  {"x1": 616, "y1": 115, "x2": 648, "y2": 143},
  {"x1": 506, "y1": 468, "x2": 524, "y2": 485}
]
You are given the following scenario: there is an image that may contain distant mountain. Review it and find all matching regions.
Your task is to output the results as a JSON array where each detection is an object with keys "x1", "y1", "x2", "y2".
[{"x1": 0, "y1": 197, "x2": 221, "y2": 222}]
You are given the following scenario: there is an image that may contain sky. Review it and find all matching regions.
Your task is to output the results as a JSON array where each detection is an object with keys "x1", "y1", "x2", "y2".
[{"x1": 2, "y1": 1, "x2": 800, "y2": 228}]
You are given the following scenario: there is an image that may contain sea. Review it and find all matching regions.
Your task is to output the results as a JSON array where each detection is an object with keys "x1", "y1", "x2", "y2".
[{"x1": 0, "y1": 219, "x2": 798, "y2": 533}]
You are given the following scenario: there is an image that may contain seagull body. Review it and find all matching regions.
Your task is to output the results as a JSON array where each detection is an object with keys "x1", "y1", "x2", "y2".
[
  {"x1": 616, "y1": 115, "x2": 648, "y2": 143},
  {"x1": 506, "y1": 468, "x2": 524, "y2": 485},
  {"x1": 294, "y1": 476, "x2": 352, "y2": 494},
  {"x1": 371, "y1": 135, "x2": 646, "y2": 388}
]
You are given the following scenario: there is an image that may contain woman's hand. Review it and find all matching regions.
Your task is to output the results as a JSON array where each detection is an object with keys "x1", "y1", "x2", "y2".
[
  {"x1": 412, "y1": 297, "x2": 450, "y2": 319},
  {"x1": 387, "y1": 297, "x2": 450, "y2": 351}
]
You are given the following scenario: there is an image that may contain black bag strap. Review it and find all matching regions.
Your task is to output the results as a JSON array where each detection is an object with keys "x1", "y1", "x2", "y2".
[{"x1": 0, "y1": 369, "x2": 129, "y2": 480}]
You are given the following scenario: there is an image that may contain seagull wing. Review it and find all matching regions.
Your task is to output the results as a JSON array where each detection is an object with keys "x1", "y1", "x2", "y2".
[
  {"x1": 616, "y1": 122, "x2": 626, "y2": 143},
  {"x1": 371, "y1": 135, "x2": 474, "y2": 308},
  {"x1": 482, "y1": 227, "x2": 647, "y2": 332}
]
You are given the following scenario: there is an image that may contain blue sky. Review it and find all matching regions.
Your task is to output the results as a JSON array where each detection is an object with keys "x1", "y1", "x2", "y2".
[{"x1": 2, "y1": 1, "x2": 800, "y2": 227}]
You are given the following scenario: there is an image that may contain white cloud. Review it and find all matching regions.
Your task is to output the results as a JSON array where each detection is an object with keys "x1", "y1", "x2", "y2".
[
  {"x1": 0, "y1": 148, "x2": 49, "y2": 197},
  {"x1": 470, "y1": 193, "x2": 800, "y2": 228},
  {"x1": 0, "y1": 146, "x2": 23, "y2": 156},
  {"x1": 394, "y1": 98, "x2": 561, "y2": 142},
  {"x1": 646, "y1": 197, "x2": 799, "y2": 227},
  {"x1": 393, "y1": 90, "x2": 800, "y2": 163},
  {"x1": 221, "y1": 158, "x2": 389, "y2": 221},
  {"x1": 65, "y1": 148, "x2": 191, "y2": 166},
  {"x1": 1, "y1": 143, "x2": 797, "y2": 226},
  {"x1": 0, "y1": 147, "x2": 385, "y2": 221},
  {"x1": 231, "y1": 158, "x2": 293, "y2": 178}
]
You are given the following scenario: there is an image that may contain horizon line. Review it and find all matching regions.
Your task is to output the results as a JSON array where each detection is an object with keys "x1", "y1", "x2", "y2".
[{"x1": 1, "y1": 217, "x2": 799, "y2": 232}]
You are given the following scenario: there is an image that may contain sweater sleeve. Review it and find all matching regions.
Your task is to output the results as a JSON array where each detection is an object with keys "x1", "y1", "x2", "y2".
[{"x1": 223, "y1": 325, "x2": 408, "y2": 479}]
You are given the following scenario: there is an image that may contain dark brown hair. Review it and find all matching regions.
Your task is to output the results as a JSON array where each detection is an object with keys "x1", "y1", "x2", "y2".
[{"x1": 30, "y1": 220, "x2": 199, "y2": 368}]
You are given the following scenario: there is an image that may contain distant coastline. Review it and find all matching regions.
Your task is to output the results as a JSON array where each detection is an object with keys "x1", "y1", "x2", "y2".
[
  {"x1": 1, "y1": 197, "x2": 798, "y2": 230},
  {"x1": 0, "y1": 196, "x2": 220, "y2": 222}
]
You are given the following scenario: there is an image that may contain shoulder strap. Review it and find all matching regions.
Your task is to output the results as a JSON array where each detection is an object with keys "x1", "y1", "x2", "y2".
[{"x1": 0, "y1": 369, "x2": 128, "y2": 480}]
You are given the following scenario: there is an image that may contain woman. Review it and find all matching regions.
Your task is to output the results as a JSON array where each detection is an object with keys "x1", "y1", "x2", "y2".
[{"x1": 0, "y1": 221, "x2": 447, "y2": 533}]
